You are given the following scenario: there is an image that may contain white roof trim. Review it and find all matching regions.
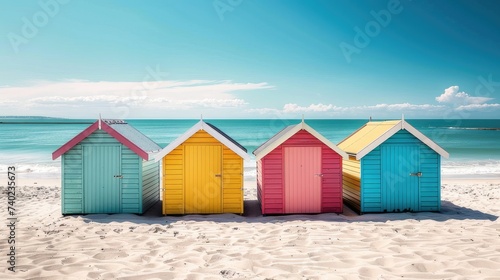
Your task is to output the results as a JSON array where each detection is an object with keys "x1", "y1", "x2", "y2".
[
  {"x1": 302, "y1": 123, "x2": 348, "y2": 159},
  {"x1": 355, "y1": 120, "x2": 449, "y2": 160},
  {"x1": 154, "y1": 120, "x2": 249, "y2": 162},
  {"x1": 254, "y1": 121, "x2": 348, "y2": 161},
  {"x1": 356, "y1": 121, "x2": 403, "y2": 160},
  {"x1": 254, "y1": 124, "x2": 301, "y2": 161},
  {"x1": 402, "y1": 121, "x2": 450, "y2": 159}
]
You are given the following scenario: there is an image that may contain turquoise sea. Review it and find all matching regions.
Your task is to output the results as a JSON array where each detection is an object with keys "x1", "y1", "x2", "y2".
[{"x1": 1, "y1": 118, "x2": 499, "y2": 179}]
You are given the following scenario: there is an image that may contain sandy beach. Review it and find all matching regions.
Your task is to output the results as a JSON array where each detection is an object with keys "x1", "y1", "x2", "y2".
[{"x1": 1, "y1": 175, "x2": 499, "y2": 279}]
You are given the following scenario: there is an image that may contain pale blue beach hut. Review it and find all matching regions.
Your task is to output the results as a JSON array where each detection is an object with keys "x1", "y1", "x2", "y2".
[{"x1": 52, "y1": 119, "x2": 161, "y2": 214}]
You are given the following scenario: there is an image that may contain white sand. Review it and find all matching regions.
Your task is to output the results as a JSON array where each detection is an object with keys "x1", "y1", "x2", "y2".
[{"x1": 1, "y1": 176, "x2": 499, "y2": 279}]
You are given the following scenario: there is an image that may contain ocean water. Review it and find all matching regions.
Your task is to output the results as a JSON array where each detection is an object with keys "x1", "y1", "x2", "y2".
[{"x1": 1, "y1": 118, "x2": 499, "y2": 179}]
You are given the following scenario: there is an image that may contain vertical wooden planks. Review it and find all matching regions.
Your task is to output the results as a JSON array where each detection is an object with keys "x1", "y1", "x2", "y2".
[
  {"x1": 184, "y1": 145, "x2": 222, "y2": 214},
  {"x1": 381, "y1": 145, "x2": 420, "y2": 212},
  {"x1": 284, "y1": 146, "x2": 322, "y2": 213},
  {"x1": 222, "y1": 146, "x2": 243, "y2": 213},
  {"x1": 83, "y1": 145, "x2": 121, "y2": 213}
]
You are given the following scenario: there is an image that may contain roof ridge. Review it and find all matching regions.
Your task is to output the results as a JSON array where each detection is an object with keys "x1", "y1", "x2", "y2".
[{"x1": 103, "y1": 119, "x2": 127, "y2": 124}]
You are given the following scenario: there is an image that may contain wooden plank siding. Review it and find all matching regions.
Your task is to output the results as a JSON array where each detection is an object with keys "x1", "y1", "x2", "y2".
[
  {"x1": 261, "y1": 147, "x2": 284, "y2": 214},
  {"x1": 419, "y1": 145, "x2": 440, "y2": 211},
  {"x1": 162, "y1": 147, "x2": 184, "y2": 214},
  {"x1": 62, "y1": 146, "x2": 83, "y2": 214},
  {"x1": 61, "y1": 130, "x2": 154, "y2": 214},
  {"x1": 121, "y1": 145, "x2": 141, "y2": 213},
  {"x1": 321, "y1": 145, "x2": 343, "y2": 213},
  {"x1": 342, "y1": 157, "x2": 361, "y2": 213},
  {"x1": 256, "y1": 159, "x2": 264, "y2": 212},
  {"x1": 222, "y1": 146, "x2": 244, "y2": 213},
  {"x1": 162, "y1": 130, "x2": 244, "y2": 214},
  {"x1": 355, "y1": 130, "x2": 441, "y2": 213},
  {"x1": 361, "y1": 148, "x2": 382, "y2": 213},
  {"x1": 142, "y1": 159, "x2": 160, "y2": 213}
]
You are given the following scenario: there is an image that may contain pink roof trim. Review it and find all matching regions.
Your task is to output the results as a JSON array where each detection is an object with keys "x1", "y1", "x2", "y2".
[
  {"x1": 101, "y1": 121, "x2": 150, "y2": 160},
  {"x1": 52, "y1": 120, "x2": 150, "y2": 160},
  {"x1": 52, "y1": 122, "x2": 99, "y2": 160}
]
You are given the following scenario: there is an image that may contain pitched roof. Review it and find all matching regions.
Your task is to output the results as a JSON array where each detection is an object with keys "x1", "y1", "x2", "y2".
[
  {"x1": 154, "y1": 120, "x2": 249, "y2": 162},
  {"x1": 52, "y1": 119, "x2": 161, "y2": 161},
  {"x1": 253, "y1": 120, "x2": 348, "y2": 160},
  {"x1": 205, "y1": 122, "x2": 247, "y2": 153},
  {"x1": 337, "y1": 120, "x2": 449, "y2": 160}
]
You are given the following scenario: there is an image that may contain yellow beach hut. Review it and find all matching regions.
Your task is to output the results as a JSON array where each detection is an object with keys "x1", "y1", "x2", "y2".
[{"x1": 155, "y1": 120, "x2": 249, "y2": 215}]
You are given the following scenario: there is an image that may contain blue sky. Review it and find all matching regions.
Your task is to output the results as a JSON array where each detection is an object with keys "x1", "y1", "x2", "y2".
[{"x1": 1, "y1": 0, "x2": 499, "y2": 119}]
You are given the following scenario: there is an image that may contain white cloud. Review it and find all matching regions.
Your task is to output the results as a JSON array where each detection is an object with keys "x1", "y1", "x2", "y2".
[
  {"x1": 283, "y1": 103, "x2": 341, "y2": 113},
  {"x1": 0, "y1": 100, "x2": 18, "y2": 105},
  {"x1": 249, "y1": 102, "x2": 444, "y2": 115},
  {"x1": 0, "y1": 79, "x2": 272, "y2": 100},
  {"x1": 245, "y1": 103, "x2": 447, "y2": 117},
  {"x1": 29, "y1": 95, "x2": 147, "y2": 106},
  {"x1": 357, "y1": 103, "x2": 445, "y2": 111},
  {"x1": 179, "y1": 98, "x2": 247, "y2": 108},
  {"x1": 0, "y1": 79, "x2": 272, "y2": 117},
  {"x1": 456, "y1": 103, "x2": 500, "y2": 111},
  {"x1": 148, "y1": 98, "x2": 247, "y2": 108},
  {"x1": 247, "y1": 86, "x2": 495, "y2": 118},
  {"x1": 436, "y1": 86, "x2": 493, "y2": 105},
  {"x1": 245, "y1": 108, "x2": 281, "y2": 115}
]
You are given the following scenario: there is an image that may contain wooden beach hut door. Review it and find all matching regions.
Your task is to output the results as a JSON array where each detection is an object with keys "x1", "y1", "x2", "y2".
[
  {"x1": 381, "y1": 145, "x2": 420, "y2": 212},
  {"x1": 83, "y1": 145, "x2": 121, "y2": 213},
  {"x1": 284, "y1": 146, "x2": 322, "y2": 213},
  {"x1": 184, "y1": 145, "x2": 222, "y2": 214}
]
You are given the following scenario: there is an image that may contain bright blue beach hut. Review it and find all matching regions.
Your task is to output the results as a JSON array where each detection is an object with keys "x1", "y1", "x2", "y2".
[
  {"x1": 337, "y1": 119, "x2": 449, "y2": 214},
  {"x1": 52, "y1": 119, "x2": 161, "y2": 215}
]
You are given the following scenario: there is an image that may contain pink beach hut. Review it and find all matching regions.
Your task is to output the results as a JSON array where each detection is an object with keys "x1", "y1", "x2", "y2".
[{"x1": 253, "y1": 120, "x2": 348, "y2": 214}]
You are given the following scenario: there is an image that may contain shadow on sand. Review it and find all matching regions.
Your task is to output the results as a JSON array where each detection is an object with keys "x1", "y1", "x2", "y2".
[{"x1": 75, "y1": 198, "x2": 498, "y2": 225}]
